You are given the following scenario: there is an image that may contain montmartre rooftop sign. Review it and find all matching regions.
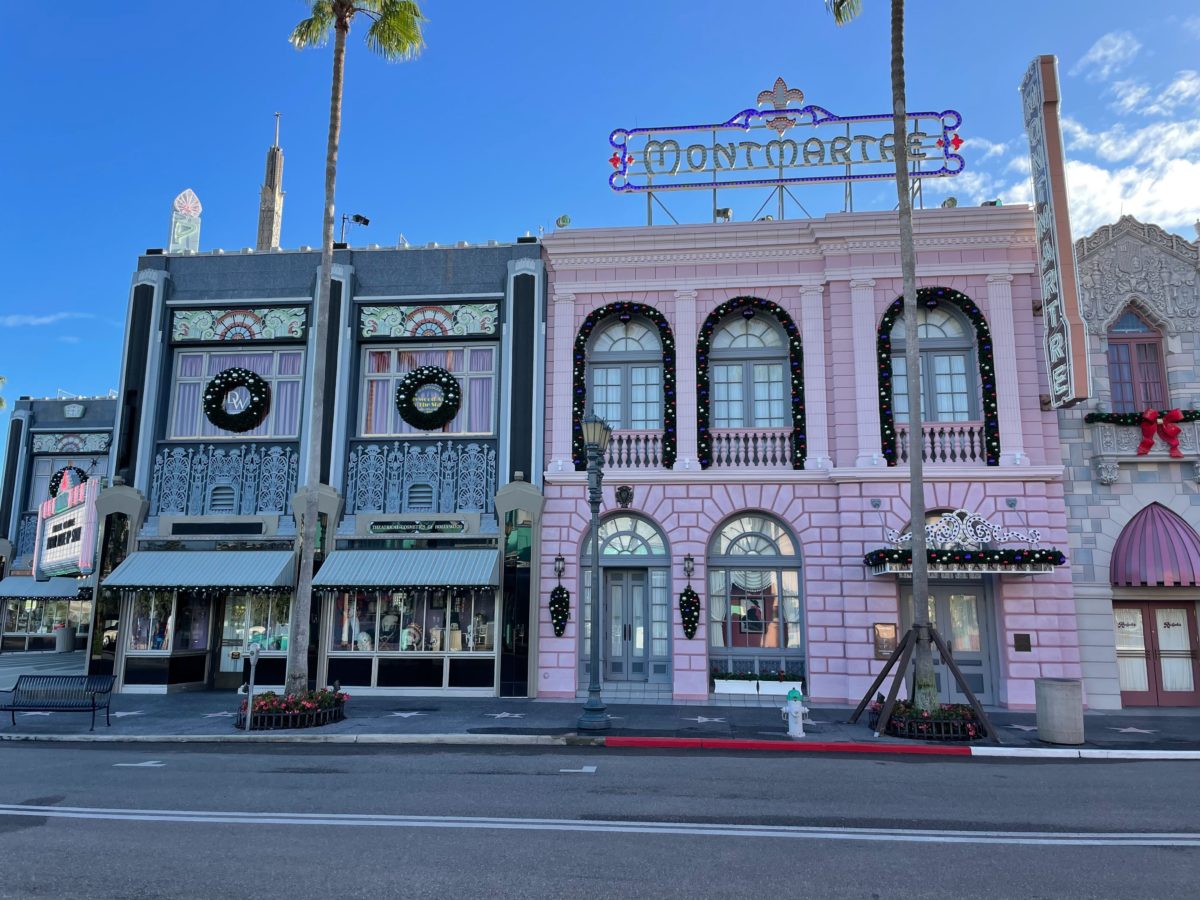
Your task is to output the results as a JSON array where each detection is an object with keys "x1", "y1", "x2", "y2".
[{"x1": 607, "y1": 77, "x2": 965, "y2": 195}]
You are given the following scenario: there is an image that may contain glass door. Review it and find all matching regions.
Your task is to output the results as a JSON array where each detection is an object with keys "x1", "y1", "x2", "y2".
[
  {"x1": 605, "y1": 570, "x2": 649, "y2": 682},
  {"x1": 1115, "y1": 603, "x2": 1200, "y2": 707},
  {"x1": 904, "y1": 587, "x2": 994, "y2": 705}
]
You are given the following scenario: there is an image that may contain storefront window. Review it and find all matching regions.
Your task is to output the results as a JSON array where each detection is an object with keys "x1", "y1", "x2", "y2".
[
  {"x1": 128, "y1": 591, "x2": 174, "y2": 651},
  {"x1": 330, "y1": 588, "x2": 497, "y2": 654},
  {"x1": 173, "y1": 593, "x2": 211, "y2": 651},
  {"x1": 361, "y1": 346, "x2": 496, "y2": 436}
]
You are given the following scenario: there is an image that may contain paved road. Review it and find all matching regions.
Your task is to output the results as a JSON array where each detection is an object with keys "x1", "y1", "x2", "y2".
[{"x1": 0, "y1": 745, "x2": 1195, "y2": 899}]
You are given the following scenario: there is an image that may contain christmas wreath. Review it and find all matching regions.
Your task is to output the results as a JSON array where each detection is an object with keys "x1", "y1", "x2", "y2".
[
  {"x1": 679, "y1": 586, "x2": 701, "y2": 640},
  {"x1": 203, "y1": 367, "x2": 271, "y2": 433},
  {"x1": 48, "y1": 466, "x2": 88, "y2": 497},
  {"x1": 549, "y1": 585, "x2": 571, "y2": 637},
  {"x1": 395, "y1": 366, "x2": 462, "y2": 431}
]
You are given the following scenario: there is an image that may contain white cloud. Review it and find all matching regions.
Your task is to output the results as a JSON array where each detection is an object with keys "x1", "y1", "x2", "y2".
[
  {"x1": 0, "y1": 312, "x2": 93, "y2": 328},
  {"x1": 1109, "y1": 79, "x2": 1150, "y2": 114},
  {"x1": 1059, "y1": 157, "x2": 1200, "y2": 235},
  {"x1": 967, "y1": 137, "x2": 1010, "y2": 161},
  {"x1": 1184, "y1": 16, "x2": 1200, "y2": 39},
  {"x1": 1071, "y1": 31, "x2": 1142, "y2": 82},
  {"x1": 1144, "y1": 70, "x2": 1200, "y2": 116}
]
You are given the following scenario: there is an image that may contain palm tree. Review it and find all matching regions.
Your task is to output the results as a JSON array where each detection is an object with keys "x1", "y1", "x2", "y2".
[
  {"x1": 0, "y1": 375, "x2": 6, "y2": 411},
  {"x1": 286, "y1": 0, "x2": 427, "y2": 694},
  {"x1": 827, "y1": 0, "x2": 937, "y2": 711}
]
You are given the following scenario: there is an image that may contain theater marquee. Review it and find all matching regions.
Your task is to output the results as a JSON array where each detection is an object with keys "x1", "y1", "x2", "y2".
[{"x1": 32, "y1": 473, "x2": 101, "y2": 579}]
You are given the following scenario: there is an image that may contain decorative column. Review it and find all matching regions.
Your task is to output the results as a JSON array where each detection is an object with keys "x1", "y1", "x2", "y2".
[
  {"x1": 798, "y1": 284, "x2": 832, "y2": 470},
  {"x1": 550, "y1": 292, "x2": 576, "y2": 472},
  {"x1": 987, "y1": 274, "x2": 1027, "y2": 465},
  {"x1": 673, "y1": 290, "x2": 699, "y2": 470},
  {"x1": 851, "y1": 279, "x2": 885, "y2": 466}
]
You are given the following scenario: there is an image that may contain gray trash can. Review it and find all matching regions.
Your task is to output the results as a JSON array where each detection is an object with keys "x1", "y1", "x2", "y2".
[
  {"x1": 1035, "y1": 677, "x2": 1084, "y2": 745},
  {"x1": 55, "y1": 626, "x2": 77, "y2": 653}
]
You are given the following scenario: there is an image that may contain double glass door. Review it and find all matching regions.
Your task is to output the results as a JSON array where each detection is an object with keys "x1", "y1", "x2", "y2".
[
  {"x1": 904, "y1": 586, "x2": 993, "y2": 705},
  {"x1": 1114, "y1": 603, "x2": 1200, "y2": 707},
  {"x1": 605, "y1": 570, "x2": 649, "y2": 682}
]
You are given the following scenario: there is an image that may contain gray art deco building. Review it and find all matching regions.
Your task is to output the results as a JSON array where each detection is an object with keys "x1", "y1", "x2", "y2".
[{"x1": 97, "y1": 239, "x2": 546, "y2": 695}]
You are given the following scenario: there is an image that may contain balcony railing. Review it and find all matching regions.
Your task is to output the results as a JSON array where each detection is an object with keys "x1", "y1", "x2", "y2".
[
  {"x1": 603, "y1": 430, "x2": 664, "y2": 470},
  {"x1": 894, "y1": 421, "x2": 986, "y2": 465},
  {"x1": 345, "y1": 439, "x2": 496, "y2": 515},
  {"x1": 149, "y1": 442, "x2": 300, "y2": 517},
  {"x1": 709, "y1": 428, "x2": 795, "y2": 468}
]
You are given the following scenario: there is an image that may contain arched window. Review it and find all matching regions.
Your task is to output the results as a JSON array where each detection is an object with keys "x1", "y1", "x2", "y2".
[
  {"x1": 890, "y1": 306, "x2": 977, "y2": 423},
  {"x1": 589, "y1": 319, "x2": 663, "y2": 430},
  {"x1": 710, "y1": 316, "x2": 789, "y2": 428},
  {"x1": 1106, "y1": 309, "x2": 1166, "y2": 413},
  {"x1": 707, "y1": 514, "x2": 803, "y2": 679}
]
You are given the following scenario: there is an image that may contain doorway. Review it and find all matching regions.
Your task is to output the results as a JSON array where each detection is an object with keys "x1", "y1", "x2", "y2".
[
  {"x1": 604, "y1": 570, "x2": 649, "y2": 682},
  {"x1": 1114, "y1": 603, "x2": 1200, "y2": 707},
  {"x1": 904, "y1": 585, "x2": 994, "y2": 705}
]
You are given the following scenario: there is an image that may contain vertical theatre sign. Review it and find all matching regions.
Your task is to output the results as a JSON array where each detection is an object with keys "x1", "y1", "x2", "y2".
[
  {"x1": 1021, "y1": 56, "x2": 1089, "y2": 408},
  {"x1": 32, "y1": 470, "x2": 101, "y2": 579}
]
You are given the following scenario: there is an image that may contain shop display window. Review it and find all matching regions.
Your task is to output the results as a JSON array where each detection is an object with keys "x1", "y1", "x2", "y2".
[
  {"x1": 172, "y1": 594, "x2": 211, "y2": 651},
  {"x1": 128, "y1": 591, "x2": 175, "y2": 652},
  {"x1": 330, "y1": 588, "x2": 497, "y2": 654}
]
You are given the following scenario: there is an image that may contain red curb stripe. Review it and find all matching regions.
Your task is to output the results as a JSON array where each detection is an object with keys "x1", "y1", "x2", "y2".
[{"x1": 604, "y1": 736, "x2": 972, "y2": 756}]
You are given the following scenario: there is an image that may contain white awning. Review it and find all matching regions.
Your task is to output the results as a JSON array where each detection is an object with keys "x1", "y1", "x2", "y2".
[
  {"x1": 0, "y1": 575, "x2": 88, "y2": 599},
  {"x1": 312, "y1": 549, "x2": 498, "y2": 589},
  {"x1": 102, "y1": 551, "x2": 295, "y2": 589}
]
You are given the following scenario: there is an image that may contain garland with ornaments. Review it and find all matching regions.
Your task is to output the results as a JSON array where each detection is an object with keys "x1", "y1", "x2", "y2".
[
  {"x1": 203, "y1": 367, "x2": 271, "y2": 433},
  {"x1": 48, "y1": 466, "x2": 88, "y2": 498},
  {"x1": 548, "y1": 585, "x2": 571, "y2": 637},
  {"x1": 678, "y1": 586, "x2": 701, "y2": 640},
  {"x1": 572, "y1": 302, "x2": 677, "y2": 469},
  {"x1": 1084, "y1": 408, "x2": 1199, "y2": 458},
  {"x1": 877, "y1": 288, "x2": 1000, "y2": 467},
  {"x1": 864, "y1": 547, "x2": 1067, "y2": 568},
  {"x1": 395, "y1": 365, "x2": 462, "y2": 431},
  {"x1": 697, "y1": 297, "x2": 806, "y2": 469}
]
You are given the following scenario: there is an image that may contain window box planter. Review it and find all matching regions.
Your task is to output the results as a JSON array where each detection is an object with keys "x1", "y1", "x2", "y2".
[{"x1": 712, "y1": 678, "x2": 803, "y2": 697}]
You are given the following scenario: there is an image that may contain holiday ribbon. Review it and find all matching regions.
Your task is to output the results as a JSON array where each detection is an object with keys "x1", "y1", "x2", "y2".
[{"x1": 1138, "y1": 408, "x2": 1184, "y2": 458}]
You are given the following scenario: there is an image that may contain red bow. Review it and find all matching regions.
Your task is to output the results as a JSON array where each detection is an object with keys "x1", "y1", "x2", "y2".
[{"x1": 1138, "y1": 408, "x2": 1184, "y2": 458}]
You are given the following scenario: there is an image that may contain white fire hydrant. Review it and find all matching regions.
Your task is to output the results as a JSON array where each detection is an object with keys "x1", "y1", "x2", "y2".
[{"x1": 781, "y1": 687, "x2": 809, "y2": 739}]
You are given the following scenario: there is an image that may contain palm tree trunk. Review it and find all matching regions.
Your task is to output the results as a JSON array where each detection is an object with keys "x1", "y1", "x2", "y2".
[
  {"x1": 890, "y1": 0, "x2": 937, "y2": 712},
  {"x1": 286, "y1": 17, "x2": 348, "y2": 695}
]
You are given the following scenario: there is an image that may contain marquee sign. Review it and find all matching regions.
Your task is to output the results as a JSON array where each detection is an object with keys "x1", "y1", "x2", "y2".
[
  {"x1": 32, "y1": 471, "x2": 101, "y2": 579},
  {"x1": 1021, "y1": 56, "x2": 1089, "y2": 408},
  {"x1": 608, "y1": 77, "x2": 965, "y2": 194}
]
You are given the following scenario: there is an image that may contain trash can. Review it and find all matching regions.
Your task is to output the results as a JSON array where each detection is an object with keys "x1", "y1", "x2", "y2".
[
  {"x1": 1035, "y1": 678, "x2": 1084, "y2": 745},
  {"x1": 55, "y1": 626, "x2": 77, "y2": 653}
]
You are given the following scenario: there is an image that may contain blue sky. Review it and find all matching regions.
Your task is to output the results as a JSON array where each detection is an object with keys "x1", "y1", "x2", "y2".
[{"x1": 1, "y1": 1, "x2": 1198, "y2": 445}]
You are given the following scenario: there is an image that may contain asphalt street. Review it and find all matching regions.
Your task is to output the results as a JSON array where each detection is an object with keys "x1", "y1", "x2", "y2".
[{"x1": 0, "y1": 744, "x2": 1195, "y2": 899}]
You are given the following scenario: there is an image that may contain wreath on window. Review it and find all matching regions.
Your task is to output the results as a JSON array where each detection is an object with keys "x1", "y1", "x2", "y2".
[
  {"x1": 203, "y1": 367, "x2": 271, "y2": 433},
  {"x1": 395, "y1": 365, "x2": 462, "y2": 431},
  {"x1": 48, "y1": 466, "x2": 88, "y2": 498}
]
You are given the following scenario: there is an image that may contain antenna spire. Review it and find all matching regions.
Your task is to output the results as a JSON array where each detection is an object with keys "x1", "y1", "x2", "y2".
[{"x1": 273, "y1": 112, "x2": 281, "y2": 147}]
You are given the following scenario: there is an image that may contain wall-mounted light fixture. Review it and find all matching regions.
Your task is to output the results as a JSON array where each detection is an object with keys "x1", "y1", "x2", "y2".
[
  {"x1": 554, "y1": 555, "x2": 565, "y2": 578},
  {"x1": 683, "y1": 554, "x2": 695, "y2": 579}
]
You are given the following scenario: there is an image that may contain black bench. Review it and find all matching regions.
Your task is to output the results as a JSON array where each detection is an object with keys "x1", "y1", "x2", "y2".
[{"x1": 0, "y1": 675, "x2": 116, "y2": 731}]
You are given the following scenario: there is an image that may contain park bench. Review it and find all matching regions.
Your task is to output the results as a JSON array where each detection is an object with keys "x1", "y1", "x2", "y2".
[{"x1": 0, "y1": 674, "x2": 116, "y2": 731}]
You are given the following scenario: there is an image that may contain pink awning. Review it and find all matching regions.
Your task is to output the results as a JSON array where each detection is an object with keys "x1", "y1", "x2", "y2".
[{"x1": 1110, "y1": 503, "x2": 1200, "y2": 587}]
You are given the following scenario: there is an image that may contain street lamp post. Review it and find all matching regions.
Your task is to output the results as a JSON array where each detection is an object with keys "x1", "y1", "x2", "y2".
[{"x1": 577, "y1": 412, "x2": 612, "y2": 733}]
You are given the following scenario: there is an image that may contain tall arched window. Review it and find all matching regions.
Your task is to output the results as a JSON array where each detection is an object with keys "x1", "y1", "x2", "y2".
[
  {"x1": 707, "y1": 514, "x2": 804, "y2": 679},
  {"x1": 890, "y1": 306, "x2": 978, "y2": 423},
  {"x1": 589, "y1": 319, "x2": 663, "y2": 430},
  {"x1": 710, "y1": 316, "x2": 789, "y2": 428},
  {"x1": 1106, "y1": 309, "x2": 1167, "y2": 413}
]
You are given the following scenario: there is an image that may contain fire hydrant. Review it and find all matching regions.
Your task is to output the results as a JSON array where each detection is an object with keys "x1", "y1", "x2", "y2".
[{"x1": 781, "y1": 687, "x2": 809, "y2": 739}]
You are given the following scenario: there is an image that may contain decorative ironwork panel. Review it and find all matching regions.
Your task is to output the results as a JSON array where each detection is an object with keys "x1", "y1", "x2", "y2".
[
  {"x1": 149, "y1": 443, "x2": 299, "y2": 517},
  {"x1": 1092, "y1": 420, "x2": 1199, "y2": 457},
  {"x1": 15, "y1": 512, "x2": 37, "y2": 558},
  {"x1": 31, "y1": 433, "x2": 111, "y2": 454},
  {"x1": 360, "y1": 304, "x2": 498, "y2": 338},
  {"x1": 344, "y1": 440, "x2": 497, "y2": 515},
  {"x1": 171, "y1": 307, "x2": 307, "y2": 342}
]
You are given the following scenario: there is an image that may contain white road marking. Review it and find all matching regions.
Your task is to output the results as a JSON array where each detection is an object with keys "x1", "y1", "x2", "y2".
[
  {"x1": 559, "y1": 766, "x2": 598, "y2": 774},
  {"x1": 112, "y1": 761, "x2": 165, "y2": 768},
  {"x1": 0, "y1": 803, "x2": 1196, "y2": 847},
  {"x1": 682, "y1": 716, "x2": 725, "y2": 724}
]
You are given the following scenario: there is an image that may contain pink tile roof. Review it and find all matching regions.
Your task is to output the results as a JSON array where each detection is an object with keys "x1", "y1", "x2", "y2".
[{"x1": 1110, "y1": 503, "x2": 1200, "y2": 587}]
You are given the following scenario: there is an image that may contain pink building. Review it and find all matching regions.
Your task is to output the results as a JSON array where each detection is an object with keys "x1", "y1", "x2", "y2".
[{"x1": 537, "y1": 206, "x2": 1081, "y2": 708}]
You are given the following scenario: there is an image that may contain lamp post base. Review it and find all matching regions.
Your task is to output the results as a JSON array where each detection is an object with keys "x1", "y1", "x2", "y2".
[{"x1": 577, "y1": 693, "x2": 611, "y2": 732}]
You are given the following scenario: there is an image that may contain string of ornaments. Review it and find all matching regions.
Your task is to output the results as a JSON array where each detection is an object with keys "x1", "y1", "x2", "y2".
[
  {"x1": 678, "y1": 586, "x2": 701, "y2": 640},
  {"x1": 395, "y1": 365, "x2": 462, "y2": 431},
  {"x1": 549, "y1": 585, "x2": 571, "y2": 637},
  {"x1": 877, "y1": 288, "x2": 1000, "y2": 467},
  {"x1": 864, "y1": 547, "x2": 1067, "y2": 568},
  {"x1": 697, "y1": 296, "x2": 806, "y2": 469},
  {"x1": 572, "y1": 302, "x2": 677, "y2": 469},
  {"x1": 203, "y1": 368, "x2": 271, "y2": 433}
]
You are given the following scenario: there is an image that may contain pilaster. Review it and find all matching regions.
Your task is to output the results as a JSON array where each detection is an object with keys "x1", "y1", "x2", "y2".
[
  {"x1": 798, "y1": 284, "x2": 831, "y2": 470},
  {"x1": 549, "y1": 292, "x2": 576, "y2": 472},
  {"x1": 851, "y1": 279, "x2": 885, "y2": 466},
  {"x1": 988, "y1": 274, "x2": 1027, "y2": 465},
  {"x1": 673, "y1": 290, "x2": 699, "y2": 470}
]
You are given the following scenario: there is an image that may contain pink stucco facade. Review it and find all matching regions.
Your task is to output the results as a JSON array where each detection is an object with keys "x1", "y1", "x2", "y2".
[{"x1": 537, "y1": 207, "x2": 1082, "y2": 708}]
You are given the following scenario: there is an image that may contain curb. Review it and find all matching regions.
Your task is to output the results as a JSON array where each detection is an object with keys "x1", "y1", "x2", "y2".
[
  {"x1": 0, "y1": 733, "x2": 570, "y2": 746},
  {"x1": 605, "y1": 736, "x2": 971, "y2": 755}
]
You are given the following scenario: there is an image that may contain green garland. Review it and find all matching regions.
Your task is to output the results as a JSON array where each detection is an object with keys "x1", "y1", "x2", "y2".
[
  {"x1": 1084, "y1": 409, "x2": 1200, "y2": 426},
  {"x1": 548, "y1": 585, "x2": 570, "y2": 637},
  {"x1": 203, "y1": 367, "x2": 271, "y2": 433},
  {"x1": 679, "y1": 586, "x2": 701, "y2": 640},
  {"x1": 395, "y1": 365, "x2": 462, "y2": 431},
  {"x1": 864, "y1": 547, "x2": 1067, "y2": 567}
]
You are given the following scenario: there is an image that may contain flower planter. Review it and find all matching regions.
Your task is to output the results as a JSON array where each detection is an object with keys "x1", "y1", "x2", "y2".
[
  {"x1": 868, "y1": 705, "x2": 984, "y2": 742},
  {"x1": 713, "y1": 679, "x2": 803, "y2": 697},
  {"x1": 235, "y1": 696, "x2": 347, "y2": 731}
]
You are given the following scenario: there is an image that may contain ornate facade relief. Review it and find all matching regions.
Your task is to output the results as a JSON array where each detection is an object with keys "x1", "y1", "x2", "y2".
[
  {"x1": 171, "y1": 307, "x2": 307, "y2": 342},
  {"x1": 360, "y1": 304, "x2": 498, "y2": 338},
  {"x1": 31, "y1": 433, "x2": 111, "y2": 454}
]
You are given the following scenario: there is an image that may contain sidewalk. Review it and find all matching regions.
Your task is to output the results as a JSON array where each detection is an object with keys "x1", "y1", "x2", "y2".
[{"x1": 2, "y1": 688, "x2": 1199, "y2": 758}]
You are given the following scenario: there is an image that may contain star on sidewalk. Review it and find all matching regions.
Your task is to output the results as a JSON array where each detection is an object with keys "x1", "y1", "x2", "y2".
[
  {"x1": 111, "y1": 711, "x2": 144, "y2": 718},
  {"x1": 202, "y1": 711, "x2": 237, "y2": 718},
  {"x1": 1109, "y1": 726, "x2": 1157, "y2": 734},
  {"x1": 485, "y1": 712, "x2": 524, "y2": 719},
  {"x1": 20, "y1": 712, "x2": 53, "y2": 717},
  {"x1": 1007, "y1": 724, "x2": 1038, "y2": 732},
  {"x1": 389, "y1": 712, "x2": 426, "y2": 718},
  {"x1": 682, "y1": 716, "x2": 725, "y2": 724}
]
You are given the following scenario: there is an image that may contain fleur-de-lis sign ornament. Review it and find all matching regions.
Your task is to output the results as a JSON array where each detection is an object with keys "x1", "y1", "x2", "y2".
[{"x1": 758, "y1": 77, "x2": 805, "y2": 136}]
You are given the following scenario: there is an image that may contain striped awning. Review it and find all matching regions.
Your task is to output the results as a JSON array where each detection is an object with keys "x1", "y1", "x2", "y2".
[
  {"x1": 0, "y1": 575, "x2": 88, "y2": 599},
  {"x1": 103, "y1": 551, "x2": 296, "y2": 590},
  {"x1": 312, "y1": 549, "x2": 498, "y2": 589},
  {"x1": 1110, "y1": 503, "x2": 1200, "y2": 587}
]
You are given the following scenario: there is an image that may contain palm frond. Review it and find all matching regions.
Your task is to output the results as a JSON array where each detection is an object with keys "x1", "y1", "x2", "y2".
[
  {"x1": 289, "y1": 1, "x2": 336, "y2": 49},
  {"x1": 362, "y1": 0, "x2": 427, "y2": 61},
  {"x1": 825, "y1": 0, "x2": 863, "y2": 25}
]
